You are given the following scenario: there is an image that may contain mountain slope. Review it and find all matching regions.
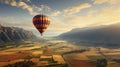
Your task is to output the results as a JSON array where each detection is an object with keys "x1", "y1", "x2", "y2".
[
  {"x1": 59, "y1": 23, "x2": 120, "y2": 45},
  {"x1": 0, "y1": 24, "x2": 36, "y2": 43}
]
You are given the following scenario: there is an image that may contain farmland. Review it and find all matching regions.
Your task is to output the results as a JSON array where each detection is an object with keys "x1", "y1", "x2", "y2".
[{"x1": 0, "y1": 39, "x2": 120, "y2": 67}]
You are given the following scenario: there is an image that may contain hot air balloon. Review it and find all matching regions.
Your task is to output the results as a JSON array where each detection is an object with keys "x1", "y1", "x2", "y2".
[{"x1": 33, "y1": 14, "x2": 50, "y2": 36}]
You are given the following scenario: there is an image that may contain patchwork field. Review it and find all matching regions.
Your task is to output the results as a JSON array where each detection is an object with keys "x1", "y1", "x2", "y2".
[
  {"x1": 68, "y1": 60, "x2": 96, "y2": 67},
  {"x1": 0, "y1": 52, "x2": 31, "y2": 62},
  {"x1": 0, "y1": 40, "x2": 120, "y2": 67}
]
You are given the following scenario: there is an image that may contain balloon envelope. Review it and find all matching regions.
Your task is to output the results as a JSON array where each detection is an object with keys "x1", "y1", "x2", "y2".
[{"x1": 33, "y1": 14, "x2": 50, "y2": 36}]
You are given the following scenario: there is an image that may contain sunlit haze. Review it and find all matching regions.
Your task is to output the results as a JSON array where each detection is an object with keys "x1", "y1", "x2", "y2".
[{"x1": 0, "y1": 0, "x2": 120, "y2": 37}]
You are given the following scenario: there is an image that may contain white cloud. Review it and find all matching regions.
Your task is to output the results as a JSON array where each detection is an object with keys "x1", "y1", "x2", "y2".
[
  {"x1": 0, "y1": 0, "x2": 51, "y2": 15},
  {"x1": 11, "y1": 1, "x2": 17, "y2": 6},
  {"x1": 93, "y1": 0, "x2": 107, "y2": 4},
  {"x1": 50, "y1": 3, "x2": 91, "y2": 17},
  {"x1": 3, "y1": 0, "x2": 10, "y2": 4},
  {"x1": 26, "y1": 0, "x2": 31, "y2": 2},
  {"x1": 64, "y1": 3, "x2": 91, "y2": 15},
  {"x1": 63, "y1": 4, "x2": 120, "y2": 28},
  {"x1": 0, "y1": 0, "x2": 36, "y2": 15},
  {"x1": 32, "y1": 5, "x2": 42, "y2": 11},
  {"x1": 18, "y1": 1, "x2": 36, "y2": 15},
  {"x1": 51, "y1": 11, "x2": 61, "y2": 16},
  {"x1": 41, "y1": 5, "x2": 51, "y2": 11},
  {"x1": 93, "y1": 0, "x2": 120, "y2": 4},
  {"x1": 19, "y1": 0, "x2": 31, "y2": 2}
]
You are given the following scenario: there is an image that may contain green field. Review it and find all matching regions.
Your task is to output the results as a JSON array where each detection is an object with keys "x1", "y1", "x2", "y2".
[{"x1": 88, "y1": 55, "x2": 106, "y2": 61}]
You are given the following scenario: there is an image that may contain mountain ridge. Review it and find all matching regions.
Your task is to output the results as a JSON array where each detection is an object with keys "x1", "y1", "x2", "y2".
[
  {"x1": 58, "y1": 23, "x2": 120, "y2": 47},
  {"x1": 0, "y1": 24, "x2": 36, "y2": 44}
]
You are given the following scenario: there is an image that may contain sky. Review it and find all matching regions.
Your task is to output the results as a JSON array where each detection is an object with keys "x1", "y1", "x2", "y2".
[{"x1": 0, "y1": 0, "x2": 120, "y2": 37}]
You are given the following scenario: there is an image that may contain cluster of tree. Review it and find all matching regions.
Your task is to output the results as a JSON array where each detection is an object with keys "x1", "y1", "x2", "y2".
[
  {"x1": 4, "y1": 60, "x2": 37, "y2": 67},
  {"x1": 47, "y1": 64, "x2": 69, "y2": 67},
  {"x1": 96, "y1": 59, "x2": 107, "y2": 67},
  {"x1": 62, "y1": 49, "x2": 87, "y2": 55},
  {"x1": 112, "y1": 59, "x2": 120, "y2": 63}
]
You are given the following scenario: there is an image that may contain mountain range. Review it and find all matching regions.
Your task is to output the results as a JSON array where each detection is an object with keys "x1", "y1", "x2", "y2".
[
  {"x1": 0, "y1": 24, "x2": 36, "y2": 44},
  {"x1": 58, "y1": 23, "x2": 120, "y2": 47}
]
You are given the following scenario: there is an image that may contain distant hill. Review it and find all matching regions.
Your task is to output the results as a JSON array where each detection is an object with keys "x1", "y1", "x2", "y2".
[
  {"x1": 0, "y1": 24, "x2": 36, "y2": 44},
  {"x1": 58, "y1": 23, "x2": 120, "y2": 47}
]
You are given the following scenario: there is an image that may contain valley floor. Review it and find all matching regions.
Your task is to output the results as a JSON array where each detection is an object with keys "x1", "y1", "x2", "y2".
[{"x1": 0, "y1": 39, "x2": 120, "y2": 67}]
